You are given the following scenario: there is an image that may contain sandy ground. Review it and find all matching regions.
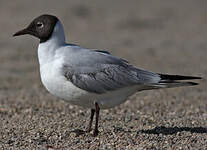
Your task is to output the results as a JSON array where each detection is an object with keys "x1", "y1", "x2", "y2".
[{"x1": 0, "y1": 0, "x2": 207, "y2": 149}]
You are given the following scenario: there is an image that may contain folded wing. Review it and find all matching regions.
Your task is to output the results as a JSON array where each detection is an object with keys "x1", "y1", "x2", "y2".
[
  {"x1": 62, "y1": 48, "x2": 160, "y2": 94},
  {"x1": 62, "y1": 47, "x2": 201, "y2": 94}
]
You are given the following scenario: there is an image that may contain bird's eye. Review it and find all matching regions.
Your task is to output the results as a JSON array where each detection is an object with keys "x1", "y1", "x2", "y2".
[{"x1": 37, "y1": 22, "x2": 44, "y2": 28}]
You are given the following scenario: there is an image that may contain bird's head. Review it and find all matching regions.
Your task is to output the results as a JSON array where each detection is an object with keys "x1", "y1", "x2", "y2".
[{"x1": 13, "y1": 14, "x2": 58, "y2": 43}]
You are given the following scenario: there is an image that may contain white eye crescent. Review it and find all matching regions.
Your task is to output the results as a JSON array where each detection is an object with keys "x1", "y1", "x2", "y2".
[{"x1": 37, "y1": 22, "x2": 44, "y2": 28}]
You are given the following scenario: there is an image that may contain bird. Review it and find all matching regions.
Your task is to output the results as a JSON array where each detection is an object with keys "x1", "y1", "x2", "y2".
[{"x1": 13, "y1": 14, "x2": 201, "y2": 136}]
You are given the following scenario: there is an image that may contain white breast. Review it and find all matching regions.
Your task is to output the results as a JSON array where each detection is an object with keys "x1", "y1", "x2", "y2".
[{"x1": 40, "y1": 59, "x2": 90, "y2": 102}]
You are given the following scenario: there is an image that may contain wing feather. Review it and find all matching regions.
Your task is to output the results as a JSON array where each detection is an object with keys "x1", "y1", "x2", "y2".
[
  {"x1": 63, "y1": 63, "x2": 160, "y2": 94},
  {"x1": 61, "y1": 46, "x2": 160, "y2": 94}
]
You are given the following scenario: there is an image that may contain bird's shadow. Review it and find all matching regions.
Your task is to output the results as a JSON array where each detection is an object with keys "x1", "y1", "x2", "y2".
[
  {"x1": 139, "y1": 126, "x2": 207, "y2": 135},
  {"x1": 68, "y1": 126, "x2": 207, "y2": 137}
]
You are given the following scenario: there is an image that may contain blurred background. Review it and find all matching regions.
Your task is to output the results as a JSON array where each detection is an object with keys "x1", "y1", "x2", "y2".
[{"x1": 0, "y1": 0, "x2": 207, "y2": 149}]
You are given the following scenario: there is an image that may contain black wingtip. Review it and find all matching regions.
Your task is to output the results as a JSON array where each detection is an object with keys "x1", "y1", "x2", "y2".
[
  {"x1": 187, "y1": 82, "x2": 199, "y2": 86},
  {"x1": 159, "y1": 74, "x2": 202, "y2": 81}
]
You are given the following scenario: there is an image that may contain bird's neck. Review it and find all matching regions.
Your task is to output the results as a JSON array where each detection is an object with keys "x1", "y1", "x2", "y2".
[{"x1": 38, "y1": 21, "x2": 66, "y2": 66}]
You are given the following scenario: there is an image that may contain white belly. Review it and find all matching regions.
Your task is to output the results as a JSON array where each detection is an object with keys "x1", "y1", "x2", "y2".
[{"x1": 39, "y1": 61, "x2": 139, "y2": 109}]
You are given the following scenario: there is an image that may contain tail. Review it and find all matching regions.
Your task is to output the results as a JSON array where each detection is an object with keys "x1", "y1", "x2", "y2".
[{"x1": 152, "y1": 74, "x2": 202, "y2": 89}]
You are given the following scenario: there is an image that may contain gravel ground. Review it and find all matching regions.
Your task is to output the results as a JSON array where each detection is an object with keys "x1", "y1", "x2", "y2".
[{"x1": 0, "y1": 0, "x2": 207, "y2": 149}]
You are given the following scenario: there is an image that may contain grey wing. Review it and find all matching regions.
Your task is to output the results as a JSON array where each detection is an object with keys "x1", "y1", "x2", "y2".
[
  {"x1": 62, "y1": 64, "x2": 161, "y2": 94},
  {"x1": 61, "y1": 46, "x2": 160, "y2": 94}
]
